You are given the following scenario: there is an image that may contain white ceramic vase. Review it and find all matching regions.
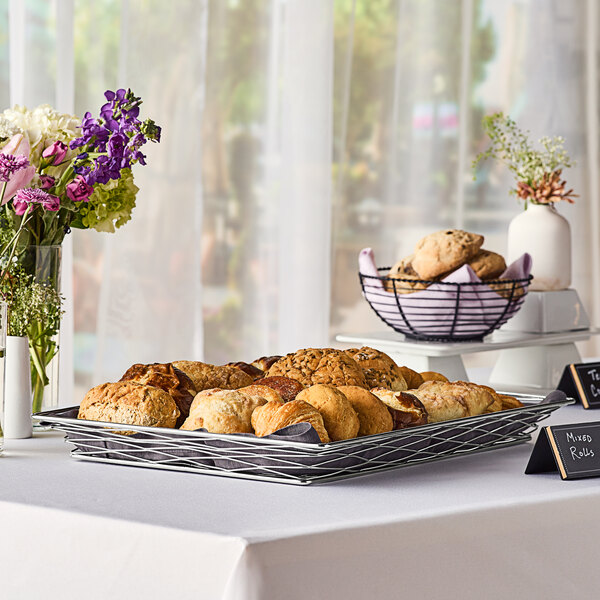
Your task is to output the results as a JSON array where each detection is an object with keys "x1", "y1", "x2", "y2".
[
  {"x1": 507, "y1": 203, "x2": 571, "y2": 291},
  {"x1": 4, "y1": 335, "x2": 32, "y2": 439}
]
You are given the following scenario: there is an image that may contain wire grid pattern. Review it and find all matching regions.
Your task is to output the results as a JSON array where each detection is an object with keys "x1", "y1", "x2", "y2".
[
  {"x1": 35, "y1": 394, "x2": 570, "y2": 485},
  {"x1": 359, "y1": 268, "x2": 532, "y2": 342}
]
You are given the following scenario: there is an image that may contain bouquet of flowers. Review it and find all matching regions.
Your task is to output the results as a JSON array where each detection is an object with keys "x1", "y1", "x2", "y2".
[
  {"x1": 473, "y1": 112, "x2": 577, "y2": 207},
  {"x1": 0, "y1": 89, "x2": 161, "y2": 412}
]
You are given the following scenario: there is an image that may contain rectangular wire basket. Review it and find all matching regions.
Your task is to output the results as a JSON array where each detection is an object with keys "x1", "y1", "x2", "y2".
[{"x1": 35, "y1": 391, "x2": 571, "y2": 485}]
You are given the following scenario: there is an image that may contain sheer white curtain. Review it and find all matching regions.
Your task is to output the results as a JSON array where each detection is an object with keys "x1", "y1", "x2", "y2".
[
  {"x1": 2, "y1": 0, "x2": 600, "y2": 402},
  {"x1": 331, "y1": 0, "x2": 600, "y2": 357}
]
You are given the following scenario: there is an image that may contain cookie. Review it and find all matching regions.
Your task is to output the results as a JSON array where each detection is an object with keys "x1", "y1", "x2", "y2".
[
  {"x1": 383, "y1": 273, "x2": 430, "y2": 294},
  {"x1": 487, "y1": 279, "x2": 525, "y2": 300},
  {"x1": 468, "y1": 249, "x2": 506, "y2": 280},
  {"x1": 412, "y1": 229, "x2": 484, "y2": 279}
]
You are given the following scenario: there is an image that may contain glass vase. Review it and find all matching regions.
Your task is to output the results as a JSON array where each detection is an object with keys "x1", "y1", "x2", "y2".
[{"x1": 21, "y1": 245, "x2": 61, "y2": 415}]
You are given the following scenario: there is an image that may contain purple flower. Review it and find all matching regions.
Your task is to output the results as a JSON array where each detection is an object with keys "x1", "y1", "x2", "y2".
[
  {"x1": 107, "y1": 133, "x2": 127, "y2": 158},
  {"x1": 42, "y1": 141, "x2": 67, "y2": 165},
  {"x1": 69, "y1": 88, "x2": 160, "y2": 187},
  {"x1": 13, "y1": 188, "x2": 60, "y2": 215},
  {"x1": 39, "y1": 175, "x2": 55, "y2": 190},
  {"x1": 66, "y1": 175, "x2": 94, "y2": 202},
  {"x1": 0, "y1": 153, "x2": 30, "y2": 182}
]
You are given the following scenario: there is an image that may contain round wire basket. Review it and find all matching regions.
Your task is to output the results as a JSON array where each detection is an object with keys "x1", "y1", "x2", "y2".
[{"x1": 359, "y1": 268, "x2": 533, "y2": 342}]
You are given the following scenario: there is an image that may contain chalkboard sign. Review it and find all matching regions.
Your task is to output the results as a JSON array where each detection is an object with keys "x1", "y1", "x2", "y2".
[
  {"x1": 557, "y1": 363, "x2": 600, "y2": 409},
  {"x1": 525, "y1": 423, "x2": 600, "y2": 480}
]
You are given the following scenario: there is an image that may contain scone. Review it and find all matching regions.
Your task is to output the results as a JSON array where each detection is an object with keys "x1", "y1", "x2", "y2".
[
  {"x1": 180, "y1": 388, "x2": 267, "y2": 434},
  {"x1": 412, "y1": 380, "x2": 494, "y2": 423},
  {"x1": 120, "y1": 362, "x2": 196, "y2": 427},
  {"x1": 370, "y1": 388, "x2": 428, "y2": 429},
  {"x1": 413, "y1": 229, "x2": 484, "y2": 279},
  {"x1": 296, "y1": 384, "x2": 360, "y2": 441},
  {"x1": 254, "y1": 376, "x2": 305, "y2": 402},
  {"x1": 420, "y1": 371, "x2": 449, "y2": 383},
  {"x1": 239, "y1": 384, "x2": 283, "y2": 404},
  {"x1": 267, "y1": 348, "x2": 367, "y2": 388},
  {"x1": 399, "y1": 366, "x2": 424, "y2": 390},
  {"x1": 172, "y1": 361, "x2": 253, "y2": 391},
  {"x1": 251, "y1": 399, "x2": 330, "y2": 443},
  {"x1": 78, "y1": 381, "x2": 180, "y2": 428},
  {"x1": 337, "y1": 386, "x2": 393, "y2": 436},
  {"x1": 467, "y1": 249, "x2": 506, "y2": 280},
  {"x1": 344, "y1": 346, "x2": 407, "y2": 391}
]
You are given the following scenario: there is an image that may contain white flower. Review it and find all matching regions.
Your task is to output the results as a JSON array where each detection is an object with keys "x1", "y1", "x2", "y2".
[
  {"x1": 1, "y1": 104, "x2": 81, "y2": 167},
  {"x1": 0, "y1": 116, "x2": 23, "y2": 143}
]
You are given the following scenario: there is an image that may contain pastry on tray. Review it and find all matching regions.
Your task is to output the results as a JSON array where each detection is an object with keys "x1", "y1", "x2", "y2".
[
  {"x1": 172, "y1": 361, "x2": 253, "y2": 391},
  {"x1": 252, "y1": 399, "x2": 330, "y2": 443},
  {"x1": 226, "y1": 361, "x2": 265, "y2": 381},
  {"x1": 399, "y1": 366, "x2": 424, "y2": 390},
  {"x1": 239, "y1": 384, "x2": 283, "y2": 404},
  {"x1": 254, "y1": 376, "x2": 305, "y2": 402},
  {"x1": 370, "y1": 388, "x2": 428, "y2": 429},
  {"x1": 78, "y1": 381, "x2": 180, "y2": 428},
  {"x1": 420, "y1": 371, "x2": 449, "y2": 383},
  {"x1": 180, "y1": 388, "x2": 267, "y2": 434},
  {"x1": 119, "y1": 362, "x2": 196, "y2": 427},
  {"x1": 267, "y1": 348, "x2": 367, "y2": 388},
  {"x1": 337, "y1": 386, "x2": 393, "y2": 436},
  {"x1": 296, "y1": 384, "x2": 360, "y2": 441},
  {"x1": 344, "y1": 346, "x2": 407, "y2": 391},
  {"x1": 252, "y1": 355, "x2": 283, "y2": 372},
  {"x1": 412, "y1": 380, "x2": 494, "y2": 423}
]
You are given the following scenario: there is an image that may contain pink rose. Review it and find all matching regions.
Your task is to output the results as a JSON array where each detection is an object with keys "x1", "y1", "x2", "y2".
[
  {"x1": 42, "y1": 141, "x2": 67, "y2": 165},
  {"x1": 1, "y1": 134, "x2": 36, "y2": 204},
  {"x1": 66, "y1": 175, "x2": 94, "y2": 202},
  {"x1": 39, "y1": 175, "x2": 55, "y2": 190}
]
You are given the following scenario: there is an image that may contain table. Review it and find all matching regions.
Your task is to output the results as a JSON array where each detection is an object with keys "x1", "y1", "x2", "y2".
[{"x1": 2, "y1": 404, "x2": 600, "y2": 600}]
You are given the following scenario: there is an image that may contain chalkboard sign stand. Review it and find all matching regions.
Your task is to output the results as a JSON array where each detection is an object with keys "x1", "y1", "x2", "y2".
[
  {"x1": 525, "y1": 428, "x2": 564, "y2": 477},
  {"x1": 557, "y1": 363, "x2": 600, "y2": 409},
  {"x1": 526, "y1": 423, "x2": 600, "y2": 480}
]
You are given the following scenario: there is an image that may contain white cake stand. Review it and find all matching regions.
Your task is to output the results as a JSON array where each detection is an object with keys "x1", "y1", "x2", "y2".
[{"x1": 336, "y1": 328, "x2": 600, "y2": 394}]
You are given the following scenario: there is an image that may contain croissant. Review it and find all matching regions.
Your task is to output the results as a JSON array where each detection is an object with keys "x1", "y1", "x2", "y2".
[
  {"x1": 412, "y1": 381, "x2": 494, "y2": 423},
  {"x1": 251, "y1": 399, "x2": 330, "y2": 443}
]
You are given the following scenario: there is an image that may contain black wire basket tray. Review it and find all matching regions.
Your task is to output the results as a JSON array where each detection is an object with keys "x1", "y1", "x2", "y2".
[
  {"x1": 34, "y1": 391, "x2": 570, "y2": 486},
  {"x1": 359, "y1": 267, "x2": 532, "y2": 342}
]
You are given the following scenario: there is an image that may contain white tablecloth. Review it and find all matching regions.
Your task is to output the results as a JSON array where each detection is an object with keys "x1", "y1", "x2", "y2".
[{"x1": 2, "y1": 404, "x2": 600, "y2": 600}]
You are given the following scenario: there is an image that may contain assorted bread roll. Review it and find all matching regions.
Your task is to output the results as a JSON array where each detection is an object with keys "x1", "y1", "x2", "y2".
[
  {"x1": 77, "y1": 348, "x2": 525, "y2": 443},
  {"x1": 384, "y1": 229, "x2": 512, "y2": 294}
]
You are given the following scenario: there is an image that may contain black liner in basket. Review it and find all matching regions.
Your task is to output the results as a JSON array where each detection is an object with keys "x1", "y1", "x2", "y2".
[{"x1": 359, "y1": 268, "x2": 532, "y2": 342}]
